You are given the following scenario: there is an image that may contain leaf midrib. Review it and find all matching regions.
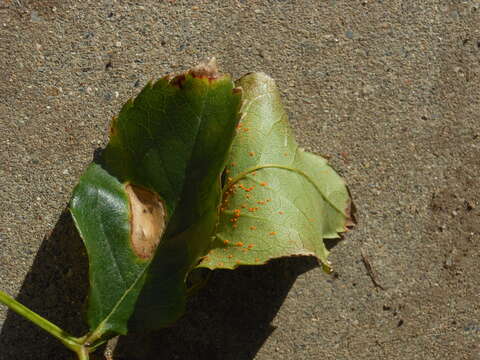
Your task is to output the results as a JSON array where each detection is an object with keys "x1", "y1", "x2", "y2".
[
  {"x1": 222, "y1": 163, "x2": 348, "y2": 218},
  {"x1": 86, "y1": 264, "x2": 149, "y2": 344},
  {"x1": 87, "y1": 82, "x2": 215, "y2": 343}
]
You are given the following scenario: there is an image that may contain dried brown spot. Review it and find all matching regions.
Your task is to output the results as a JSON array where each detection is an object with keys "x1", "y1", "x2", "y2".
[
  {"x1": 189, "y1": 58, "x2": 220, "y2": 80},
  {"x1": 344, "y1": 198, "x2": 357, "y2": 229},
  {"x1": 170, "y1": 74, "x2": 187, "y2": 88},
  {"x1": 109, "y1": 117, "x2": 118, "y2": 136},
  {"x1": 125, "y1": 184, "x2": 166, "y2": 259}
]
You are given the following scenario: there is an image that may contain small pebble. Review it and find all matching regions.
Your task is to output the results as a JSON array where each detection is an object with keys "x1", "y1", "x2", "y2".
[{"x1": 31, "y1": 11, "x2": 42, "y2": 22}]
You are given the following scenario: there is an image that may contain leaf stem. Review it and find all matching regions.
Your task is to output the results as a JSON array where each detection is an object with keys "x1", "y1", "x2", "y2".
[
  {"x1": 76, "y1": 346, "x2": 90, "y2": 360},
  {"x1": 0, "y1": 290, "x2": 89, "y2": 359}
]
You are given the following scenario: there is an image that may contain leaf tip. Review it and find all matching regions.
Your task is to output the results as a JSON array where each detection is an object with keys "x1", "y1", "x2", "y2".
[
  {"x1": 322, "y1": 261, "x2": 333, "y2": 274},
  {"x1": 189, "y1": 57, "x2": 219, "y2": 79}
]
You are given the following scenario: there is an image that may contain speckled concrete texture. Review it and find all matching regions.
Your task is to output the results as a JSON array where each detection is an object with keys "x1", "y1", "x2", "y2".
[{"x1": 1, "y1": 1, "x2": 479, "y2": 359}]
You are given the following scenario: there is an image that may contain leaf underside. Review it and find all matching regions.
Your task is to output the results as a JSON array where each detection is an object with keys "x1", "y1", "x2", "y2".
[{"x1": 198, "y1": 73, "x2": 353, "y2": 271}]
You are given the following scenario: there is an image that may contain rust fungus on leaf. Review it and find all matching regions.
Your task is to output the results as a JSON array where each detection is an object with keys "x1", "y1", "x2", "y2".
[{"x1": 125, "y1": 184, "x2": 166, "y2": 260}]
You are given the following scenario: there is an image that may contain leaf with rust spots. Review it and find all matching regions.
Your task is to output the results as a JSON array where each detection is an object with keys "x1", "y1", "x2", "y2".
[
  {"x1": 0, "y1": 64, "x2": 355, "y2": 360},
  {"x1": 69, "y1": 60, "x2": 242, "y2": 345},
  {"x1": 197, "y1": 73, "x2": 354, "y2": 271}
]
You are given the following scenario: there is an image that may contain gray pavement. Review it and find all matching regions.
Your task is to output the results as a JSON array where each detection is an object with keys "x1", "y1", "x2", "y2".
[{"x1": 0, "y1": 1, "x2": 479, "y2": 359}]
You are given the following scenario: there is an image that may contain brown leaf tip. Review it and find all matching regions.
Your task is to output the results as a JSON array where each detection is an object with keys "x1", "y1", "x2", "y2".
[
  {"x1": 125, "y1": 184, "x2": 166, "y2": 259},
  {"x1": 344, "y1": 198, "x2": 357, "y2": 229},
  {"x1": 189, "y1": 58, "x2": 220, "y2": 80}
]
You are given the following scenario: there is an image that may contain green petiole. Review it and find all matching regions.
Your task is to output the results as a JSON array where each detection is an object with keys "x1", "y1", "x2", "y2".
[{"x1": 0, "y1": 290, "x2": 90, "y2": 360}]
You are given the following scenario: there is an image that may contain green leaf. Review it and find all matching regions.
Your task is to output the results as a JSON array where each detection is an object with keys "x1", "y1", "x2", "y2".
[
  {"x1": 198, "y1": 72, "x2": 354, "y2": 271},
  {"x1": 70, "y1": 60, "x2": 242, "y2": 344}
]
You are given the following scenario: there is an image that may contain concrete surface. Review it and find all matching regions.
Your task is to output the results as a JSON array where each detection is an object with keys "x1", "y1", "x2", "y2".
[{"x1": 1, "y1": 0, "x2": 479, "y2": 359}]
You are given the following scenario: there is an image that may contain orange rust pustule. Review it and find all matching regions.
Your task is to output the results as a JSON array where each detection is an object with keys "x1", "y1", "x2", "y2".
[{"x1": 125, "y1": 184, "x2": 166, "y2": 259}]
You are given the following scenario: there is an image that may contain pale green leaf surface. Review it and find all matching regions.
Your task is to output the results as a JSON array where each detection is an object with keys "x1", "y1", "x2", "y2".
[{"x1": 198, "y1": 73, "x2": 353, "y2": 270}]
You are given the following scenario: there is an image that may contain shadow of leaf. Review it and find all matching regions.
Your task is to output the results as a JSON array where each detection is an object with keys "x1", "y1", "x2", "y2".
[
  {"x1": 0, "y1": 209, "x2": 89, "y2": 360},
  {"x1": 113, "y1": 256, "x2": 319, "y2": 360},
  {"x1": 0, "y1": 202, "x2": 342, "y2": 360}
]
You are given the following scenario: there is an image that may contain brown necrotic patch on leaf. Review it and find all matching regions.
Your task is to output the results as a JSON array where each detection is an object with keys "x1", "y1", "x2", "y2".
[
  {"x1": 344, "y1": 196, "x2": 357, "y2": 230},
  {"x1": 189, "y1": 58, "x2": 220, "y2": 80},
  {"x1": 170, "y1": 74, "x2": 187, "y2": 88},
  {"x1": 169, "y1": 58, "x2": 220, "y2": 88},
  {"x1": 125, "y1": 184, "x2": 166, "y2": 259}
]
